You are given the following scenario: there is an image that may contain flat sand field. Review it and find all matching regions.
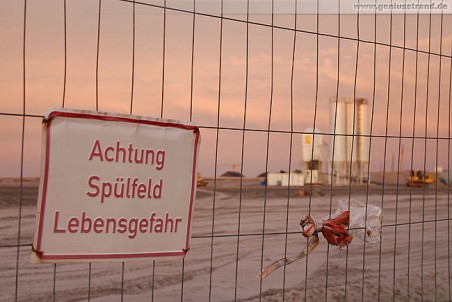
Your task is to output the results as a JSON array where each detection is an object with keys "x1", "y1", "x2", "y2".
[{"x1": 0, "y1": 178, "x2": 451, "y2": 301}]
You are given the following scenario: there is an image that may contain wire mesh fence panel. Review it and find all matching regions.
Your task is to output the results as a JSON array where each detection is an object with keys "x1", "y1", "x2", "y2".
[{"x1": 0, "y1": 0, "x2": 451, "y2": 301}]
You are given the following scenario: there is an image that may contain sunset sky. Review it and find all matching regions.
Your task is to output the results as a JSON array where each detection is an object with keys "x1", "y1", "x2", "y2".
[{"x1": 0, "y1": 0, "x2": 451, "y2": 178}]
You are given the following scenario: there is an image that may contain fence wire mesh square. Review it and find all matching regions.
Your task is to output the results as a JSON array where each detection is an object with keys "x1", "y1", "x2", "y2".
[{"x1": 0, "y1": 0, "x2": 451, "y2": 301}]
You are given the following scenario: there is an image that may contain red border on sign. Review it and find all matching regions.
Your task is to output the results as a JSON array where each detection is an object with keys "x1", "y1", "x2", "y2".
[{"x1": 34, "y1": 110, "x2": 200, "y2": 261}]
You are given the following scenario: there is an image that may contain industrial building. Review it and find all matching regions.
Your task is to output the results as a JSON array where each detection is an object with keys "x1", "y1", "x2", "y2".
[
  {"x1": 266, "y1": 172, "x2": 304, "y2": 187},
  {"x1": 302, "y1": 127, "x2": 327, "y2": 184},
  {"x1": 300, "y1": 97, "x2": 370, "y2": 186},
  {"x1": 328, "y1": 97, "x2": 370, "y2": 185}
]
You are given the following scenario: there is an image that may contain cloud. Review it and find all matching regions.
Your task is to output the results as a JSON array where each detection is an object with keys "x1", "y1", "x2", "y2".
[{"x1": 1, "y1": 2, "x2": 451, "y2": 176}]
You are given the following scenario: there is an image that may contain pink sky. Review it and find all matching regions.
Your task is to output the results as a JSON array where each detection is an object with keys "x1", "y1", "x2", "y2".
[{"x1": 0, "y1": 0, "x2": 451, "y2": 177}]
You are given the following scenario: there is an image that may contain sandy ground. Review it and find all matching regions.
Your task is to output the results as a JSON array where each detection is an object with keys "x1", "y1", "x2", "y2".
[{"x1": 0, "y1": 178, "x2": 451, "y2": 301}]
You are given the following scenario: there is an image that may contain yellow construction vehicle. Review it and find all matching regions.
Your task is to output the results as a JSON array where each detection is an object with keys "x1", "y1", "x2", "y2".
[
  {"x1": 406, "y1": 170, "x2": 435, "y2": 187},
  {"x1": 197, "y1": 173, "x2": 208, "y2": 187}
]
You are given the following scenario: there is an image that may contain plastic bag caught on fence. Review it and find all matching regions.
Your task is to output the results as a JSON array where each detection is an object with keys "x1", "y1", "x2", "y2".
[
  {"x1": 334, "y1": 200, "x2": 382, "y2": 244},
  {"x1": 258, "y1": 200, "x2": 382, "y2": 279}
]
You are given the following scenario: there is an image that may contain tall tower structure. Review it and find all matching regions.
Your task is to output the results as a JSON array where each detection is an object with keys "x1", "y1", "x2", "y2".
[
  {"x1": 356, "y1": 98, "x2": 370, "y2": 182},
  {"x1": 302, "y1": 128, "x2": 324, "y2": 184},
  {"x1": 329, "y1": 97, "x2": 370, "y2": 185}
]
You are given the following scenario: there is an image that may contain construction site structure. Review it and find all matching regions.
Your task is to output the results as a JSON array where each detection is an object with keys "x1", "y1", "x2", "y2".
[
  {"x1": 329, "y1": 97, "x2": 370, "y2": 185},
  {"x1": 302, "y1": 127, "x2": 327, "y2": 184}
]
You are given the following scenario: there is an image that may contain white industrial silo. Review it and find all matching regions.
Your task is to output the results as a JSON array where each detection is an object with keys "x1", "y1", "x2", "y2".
[
  {"x1": 329, "y1": 97, "x2": 349, "y2": 185},
  {"x1": 346, "y1": 99, "x2": 358, "y2": 164},
  {"x1": 329, "y1": 97, "x2": 348, "y2": 162},
  {"x1": 357, "y1": 98, "x2": 370, "y2": 162},
  {"x1": 328, "y1": 97, "x2": 370, "y2": 185},
  {"x1": 357, "y1": 98, "x2": 370, "y2": 182}
]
